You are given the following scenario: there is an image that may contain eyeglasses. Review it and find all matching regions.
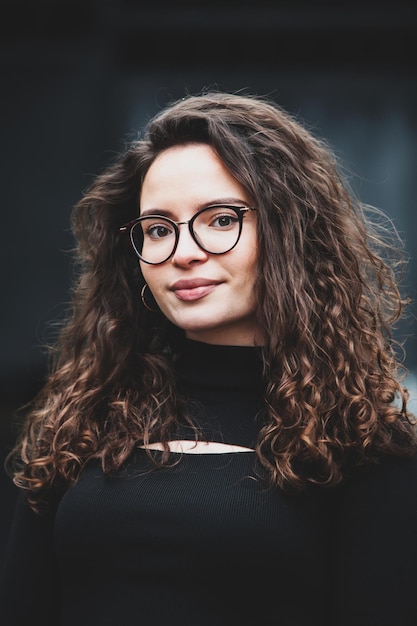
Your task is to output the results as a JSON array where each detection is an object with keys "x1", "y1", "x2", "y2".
[{"x1": 119, "y1": 204, "x2": 257, "y2": 265}]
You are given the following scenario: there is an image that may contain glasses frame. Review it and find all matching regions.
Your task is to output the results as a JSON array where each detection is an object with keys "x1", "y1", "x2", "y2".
[{"x1": 119, "y1": 204, "x2": 257, "y2": 265}]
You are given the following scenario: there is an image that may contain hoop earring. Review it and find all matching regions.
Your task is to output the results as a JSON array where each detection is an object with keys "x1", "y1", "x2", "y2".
[{"x1": 141, "y1": 283, "x2": 159, "y2": 313}]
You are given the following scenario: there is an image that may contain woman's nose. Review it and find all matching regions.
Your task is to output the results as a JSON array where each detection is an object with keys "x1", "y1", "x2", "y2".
[{"x1": 171, "y1": 224, "x2": 208, "y2": 266}]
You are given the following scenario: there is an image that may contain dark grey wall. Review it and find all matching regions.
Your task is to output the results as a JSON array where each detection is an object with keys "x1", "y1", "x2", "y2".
[{"x1": 1, "y1": 0, "x2": 416, "y2": 559}]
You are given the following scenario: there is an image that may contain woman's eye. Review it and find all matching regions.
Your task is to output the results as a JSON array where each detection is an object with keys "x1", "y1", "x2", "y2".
[
  {"x1": 211, "y1": 214, "x2": 239, "y2": 228},
  {"x1": 146, "y1": 224, "x2": 173, "y2": 239}
]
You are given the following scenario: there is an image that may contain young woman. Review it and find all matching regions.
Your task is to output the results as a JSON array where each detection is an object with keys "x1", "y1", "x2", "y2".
[{"x1": 1, "y1": 91, "x2": 417, "y2": 625}]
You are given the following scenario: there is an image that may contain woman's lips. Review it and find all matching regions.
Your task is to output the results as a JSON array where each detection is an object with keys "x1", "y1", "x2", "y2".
[{"x1": 171, "y1": 279, "x2": 220, "y2": 301}]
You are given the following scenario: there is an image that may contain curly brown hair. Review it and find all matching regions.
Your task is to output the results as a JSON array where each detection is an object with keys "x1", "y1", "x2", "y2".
[{"x1": 7, "y1": 90, "x2": 417, "y2": 511}]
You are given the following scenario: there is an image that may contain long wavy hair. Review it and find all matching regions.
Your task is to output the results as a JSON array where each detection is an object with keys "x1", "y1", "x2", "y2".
[{"x1": 8, "y1": 90, "x2": 417, "y2": 511}]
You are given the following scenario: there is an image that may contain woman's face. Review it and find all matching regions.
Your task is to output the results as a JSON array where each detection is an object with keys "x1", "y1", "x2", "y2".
[{"x1": 139, "y1": 143, "x2": 262, "y2": 346}]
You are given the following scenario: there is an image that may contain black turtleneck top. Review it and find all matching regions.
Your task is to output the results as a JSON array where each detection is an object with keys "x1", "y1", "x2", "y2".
[{"x1": 1, "y1": 340, "x2": 417, "y2": 625}]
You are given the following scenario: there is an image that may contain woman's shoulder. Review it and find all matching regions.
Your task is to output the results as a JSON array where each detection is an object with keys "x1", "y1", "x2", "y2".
[{"x1": 339, "y1": 451, "x2": 417, "y2": 515}]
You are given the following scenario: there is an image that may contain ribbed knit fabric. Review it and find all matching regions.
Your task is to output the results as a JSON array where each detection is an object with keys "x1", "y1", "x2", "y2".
[
  {"x1": 1, "y1": 339, "x2": 417, "y2": 625},
  {"x1": 172, "y1": 337, "x2": 265, "y2": 447}
]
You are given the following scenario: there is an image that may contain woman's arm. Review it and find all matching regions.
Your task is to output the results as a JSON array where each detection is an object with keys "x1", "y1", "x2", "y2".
[
  {"x1": 333, "y1": 454, "x2": 417, "y2": 626},
  {"x1": 0, "y1": 491, "x2": 61, "y2": 625}
]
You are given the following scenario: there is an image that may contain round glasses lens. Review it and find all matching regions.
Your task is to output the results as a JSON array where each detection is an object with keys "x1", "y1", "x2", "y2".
[
  {"x1": 193, "y1": 206, "x2": 241, "y2": 253},
  {"x1": 132, "y1": 217, "x2": 177, "y2": 264}
]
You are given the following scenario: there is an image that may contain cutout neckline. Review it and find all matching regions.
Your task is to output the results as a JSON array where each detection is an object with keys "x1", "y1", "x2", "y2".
[{"x1": 139, "y1": 440, "x2": 255, "y2": 455}]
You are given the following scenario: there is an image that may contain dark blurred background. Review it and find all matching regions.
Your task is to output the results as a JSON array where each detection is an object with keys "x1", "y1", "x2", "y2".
[{"x1": 1, "y1": 0, "x2": 417, "y2": 563}]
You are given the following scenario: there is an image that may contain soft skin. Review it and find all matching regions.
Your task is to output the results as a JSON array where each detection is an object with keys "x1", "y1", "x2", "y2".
[{"x1": 139, "y1": 143, "x2": 262, "y2": 346}]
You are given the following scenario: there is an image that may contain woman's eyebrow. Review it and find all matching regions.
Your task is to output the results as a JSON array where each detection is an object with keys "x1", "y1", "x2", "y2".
[{"x1": 140, "y1": 208, "x2": 173, "y2": 218}]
